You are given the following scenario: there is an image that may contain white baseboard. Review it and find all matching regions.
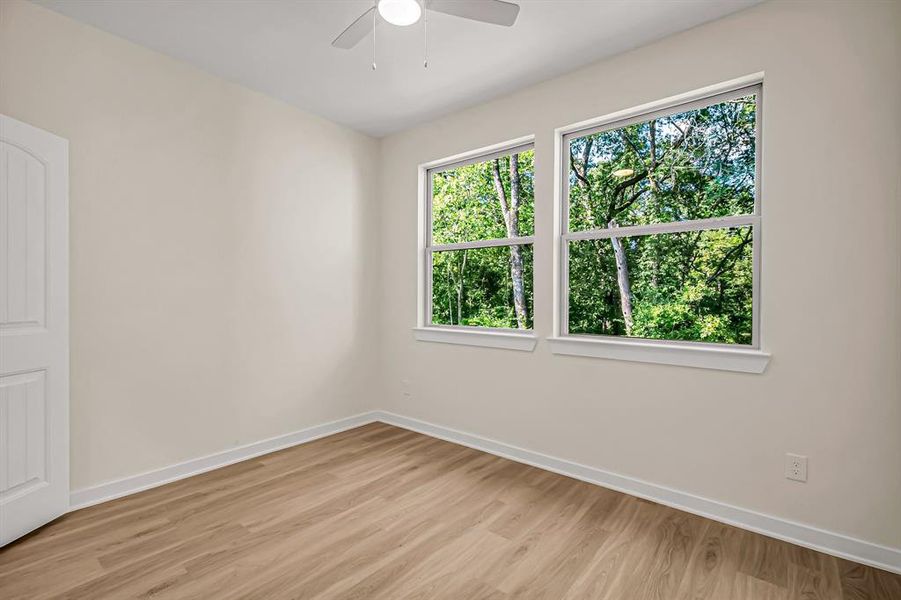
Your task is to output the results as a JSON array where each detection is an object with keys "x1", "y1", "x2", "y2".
[
  {"x1": 68, "y1": 408, "x2": 901, "y2": 575},
  {"x1": 68, "y1": 412, "x2": 379, "y2": 511},
  {"x1": 372, "y1": 410, "x2": 901, "y2": 575}
]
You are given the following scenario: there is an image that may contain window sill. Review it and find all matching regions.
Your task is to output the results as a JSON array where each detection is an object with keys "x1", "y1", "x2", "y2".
[
  {"x1": 413, "y1": 327, "x2": 537, "y2": 352},
  {"x1": 547, "y1": 336, "x2": 770, "y2": 373}
]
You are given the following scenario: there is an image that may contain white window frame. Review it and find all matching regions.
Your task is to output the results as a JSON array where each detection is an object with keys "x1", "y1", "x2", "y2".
[
  {"x1": 414, "y1": 136, "x2": 537, "y2": 351},
  {"x1": 550, "y1": 74, "x2": 770, "y2": 373}
]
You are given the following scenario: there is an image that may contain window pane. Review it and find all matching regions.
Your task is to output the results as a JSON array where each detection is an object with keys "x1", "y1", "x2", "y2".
[
  {"x1": 568, "y1": 94, "x2": 756, "y2": 232},
  {"x1": 568, "y1": 227, "x2": 753, "y2": 344},
  {"x1": 432, "y1": 245, "x2": 533, "y2": 330},
  {"x1": 432, "y1": 149, "x2": 534, "y2": 245}
]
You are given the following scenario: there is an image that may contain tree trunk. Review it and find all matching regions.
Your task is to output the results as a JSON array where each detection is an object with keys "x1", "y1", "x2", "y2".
[
  {"x1": 609, "y1": 224, "x2": 634, "y2": 335},
  {"x1": 508, "y1": 246, "x2": 526, "y2": 329},
  {"x1": 492, "y1": 157, "x2": 528, "y2": 329},
  {"x1": 648, "y1": 119, "x2": 659, "y2": 192},
  {"x1": 456, "y1": 249, "x2": 467, "y2": 325},
  {"x1": 507, "y1": 156, "x2": 528, "y2": 329},
  {"x1": 446, "y1": 262, "x2": 453, "y2": 324}
]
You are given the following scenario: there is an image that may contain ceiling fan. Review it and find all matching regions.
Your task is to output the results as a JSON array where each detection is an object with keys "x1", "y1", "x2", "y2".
[{"x1": 332, "y1": 0, "x2": 521, "y2": 64}]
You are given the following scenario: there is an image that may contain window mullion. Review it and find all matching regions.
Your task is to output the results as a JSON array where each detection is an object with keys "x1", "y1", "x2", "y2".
[
  {"x1": 429, "y1": 236, "x2": 535, "y2": 252},
  {"x1": 563, "y1": 215, "x2": 759, "y2": 242}
]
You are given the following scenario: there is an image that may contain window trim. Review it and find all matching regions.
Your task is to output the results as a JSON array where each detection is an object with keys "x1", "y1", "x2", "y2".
[
  {"x1": 413, "y1": 327, "x2": 538, "y2": 352},
  {"x1": 416, "y1": 136, "x2": 538, "y2": 350},
  {"x1": 551, "y1": 73, "x2": 770, "y2": 372}
]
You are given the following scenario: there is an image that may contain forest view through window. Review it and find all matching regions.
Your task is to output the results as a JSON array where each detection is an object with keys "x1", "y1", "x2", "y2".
[
  {"x1": 565, "y1": 86, "x2": 760, "y2": 345},
  {"x1": 428, "y1": 145, "x2": 534, "y2": 330}
]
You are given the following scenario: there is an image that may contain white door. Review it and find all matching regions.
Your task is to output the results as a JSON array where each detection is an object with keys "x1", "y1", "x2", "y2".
[{"x1": 0, "y1": 114, "x2": 69, "y2": 546}]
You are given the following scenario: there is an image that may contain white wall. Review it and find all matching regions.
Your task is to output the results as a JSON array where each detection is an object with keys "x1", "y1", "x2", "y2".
[
  {"x1": 376, "y1": 0, "x2": 901, "y2": 550},
  {"x1": 0, "y1": 0, "x2": 379, "y2": 490}
]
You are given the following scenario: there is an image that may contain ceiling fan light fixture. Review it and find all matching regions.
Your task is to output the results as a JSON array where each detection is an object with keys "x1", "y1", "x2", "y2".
[{"x1": 378, "y1": 0, "x2": 422, "y2": 26}]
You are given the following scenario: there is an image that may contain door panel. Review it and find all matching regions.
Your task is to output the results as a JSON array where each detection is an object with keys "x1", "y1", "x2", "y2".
[
  {"x1": 0, "y1": 370, "x2": 47, "y2": 499},
  {"x1": 0, "y1": 114, "x2": 68, "y2": 546},
  {"x1": 0, "y1": 142, "x2": 46, "y2": 329}
]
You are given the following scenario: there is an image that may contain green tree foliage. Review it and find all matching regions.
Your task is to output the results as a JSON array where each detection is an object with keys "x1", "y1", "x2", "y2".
[
  {"x1": 568, "y1": 95, "x2": 757, "y2": 344},
  {"x1": 431, "y1": 151, "x2": 534, "y2": 329},
  {"x1": 431, "y1": 152, "x2": 534, "y2": 244},
  {"x1": 432, "y1": 245, "x2": 533, "y2": 329}
]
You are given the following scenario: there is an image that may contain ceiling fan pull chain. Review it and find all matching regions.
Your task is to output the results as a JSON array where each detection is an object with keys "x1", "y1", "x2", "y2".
[
  {"x1": 423, "y1": 0, "x2": 428, "y2": 68},
  {"x1": 372, "y1": 1, "x2": 377, "y2": 70}
]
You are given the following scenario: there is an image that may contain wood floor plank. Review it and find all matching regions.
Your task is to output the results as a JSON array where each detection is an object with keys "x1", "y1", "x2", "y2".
[
  {"x1": 1, "y1": 424, "x2": 898, "y2": 599},
  {"x1": 837, "y1": 557, "x2": 890, "y2": 600},
  {"x1": 788, "y1": 562, "x2": 843, "y2": 600},
  {"x1": 738, "y1": 530, "x2": 791, "y2": 589},
  {"x1": 561, "y1": 497, "x2": 667, "y2": 598},
  {"x1": 673, "y1": 521, "x2": 744, "y2": 599},
  {"x1": 624, "y1": 508, "x2": 710, "y2": 599},
  {"x1": 503, "y1": 495, "x2": 613, "y2": 600},
  {"x1": 731, "y1": 572, "x2": 790, "y2": 600}
]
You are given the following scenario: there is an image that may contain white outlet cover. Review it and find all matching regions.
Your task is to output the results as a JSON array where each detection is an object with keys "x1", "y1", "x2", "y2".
[{"x1": 785, "y1": 453, "x2": 808, "y2": 482}]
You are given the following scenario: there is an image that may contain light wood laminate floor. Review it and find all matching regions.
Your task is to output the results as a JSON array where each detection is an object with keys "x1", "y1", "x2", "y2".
[{"x1": 1, "y1": 423, "x2": 899, "y2": 599}]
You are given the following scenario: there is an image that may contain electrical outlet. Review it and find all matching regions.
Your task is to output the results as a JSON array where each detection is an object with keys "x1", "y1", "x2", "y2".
[
  {"x1": 785, "y1": 453, "x2": 808, "y2": 482},
  {"x1": 401, "y1": 378, "x2": 412, "y2": 398}
]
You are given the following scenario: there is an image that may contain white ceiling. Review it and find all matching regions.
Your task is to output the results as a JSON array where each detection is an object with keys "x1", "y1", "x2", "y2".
[{"x1": 33, "y1": 0, "x2": 761, "y2": 137}]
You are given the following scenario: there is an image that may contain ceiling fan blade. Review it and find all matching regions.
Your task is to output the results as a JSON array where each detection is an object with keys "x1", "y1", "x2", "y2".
[
  {"x1": 332, "y1": 6, "x2": 376, "y2": 49},
  {"x1": 428, "y1": 0, "x2": 520, "y2": 26}
]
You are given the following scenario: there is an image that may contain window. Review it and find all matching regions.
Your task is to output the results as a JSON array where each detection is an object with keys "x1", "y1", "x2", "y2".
[
  {"x1": 553, "y1": 81, "x2": 768, "y2": 371},
  {"x1": 417, "y1": 139, "x2": 537, "y2": 350}
]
